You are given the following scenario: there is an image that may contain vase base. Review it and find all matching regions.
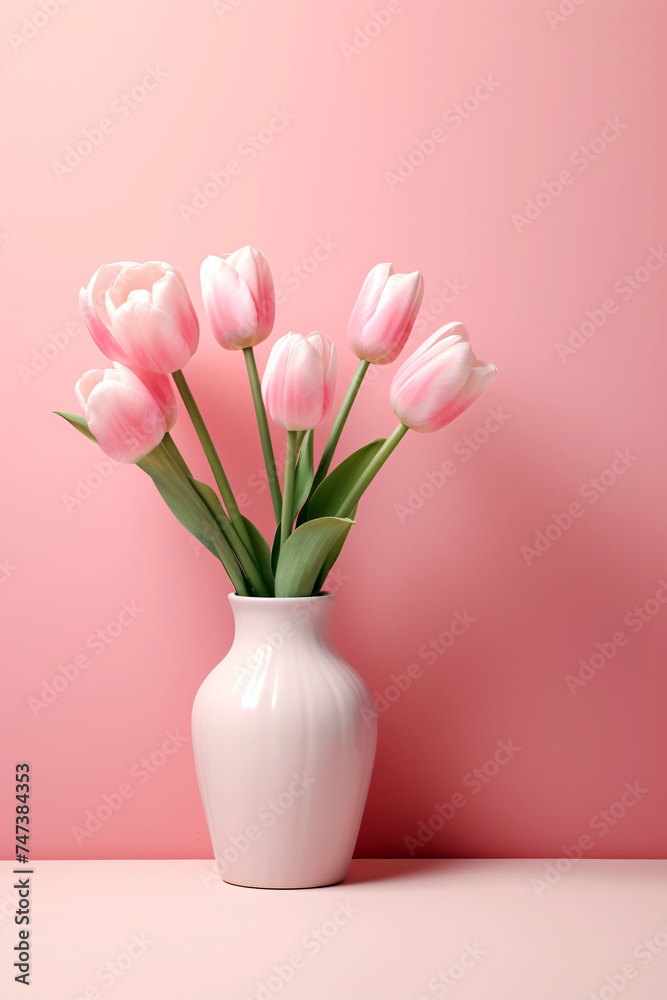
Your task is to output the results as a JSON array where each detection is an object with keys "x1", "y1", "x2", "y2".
[{"x1": 222, "y1": 875, "x2": 346, "y2": 890}]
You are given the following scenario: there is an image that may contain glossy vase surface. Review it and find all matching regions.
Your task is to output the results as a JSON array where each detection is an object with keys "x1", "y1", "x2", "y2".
[{"x1": 191, "y1": 594, "x2": 377, "y2": 889}]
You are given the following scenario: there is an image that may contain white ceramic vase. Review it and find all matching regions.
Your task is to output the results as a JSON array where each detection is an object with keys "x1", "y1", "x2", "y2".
[{"x1": 191, "y1": 594, "x2": 377, "y2": 889}]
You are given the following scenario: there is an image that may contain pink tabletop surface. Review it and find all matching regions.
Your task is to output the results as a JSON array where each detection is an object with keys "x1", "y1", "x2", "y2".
[{"x1": 1, "y1": 858, "x2": 666, "y2": 999}]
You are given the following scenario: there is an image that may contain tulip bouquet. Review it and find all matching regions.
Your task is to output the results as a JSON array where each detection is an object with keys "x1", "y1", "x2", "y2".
[{"x1": 56, "y1": 248, "x2": 497, "y2": 598}]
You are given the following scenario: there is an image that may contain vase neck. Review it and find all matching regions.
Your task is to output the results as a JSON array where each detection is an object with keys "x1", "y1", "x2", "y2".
[{"x1": 228, "y1": 595, "x2": 335, "y2": 648}]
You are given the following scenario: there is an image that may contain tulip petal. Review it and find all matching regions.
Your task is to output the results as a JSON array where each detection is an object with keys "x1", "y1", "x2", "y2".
[
  {"x1": 391, "y1": 341, "x2": 474, "y2": 432},
  {"x1": 348, "y1": 263, "x2": 425, "y2": 365},
  {"x1": 95, "y1": 262, "x2": 199, "y2": 372},
  {"x1": 281, "y1": 337, "x2": 323, "y2": 430},
  {"x1": 109, "y1": 301, "x2": 192, "y2": 374},
  {"x1": 201, "y1": 255, "x2": 258, "y2": 349},
  {"x1": 105, "y1": 262, "x2": 166, "y2": 311},
  {"x1": 80, "y1": 262, "x2": 138, "y2": 365},
  {"x1": 432, "y1": 361, "x2": 497, "y2": 429},
  {"x1": 86, "y1": 379, "x2": 166, "y2": 463},
  {"x1": 306, "y1": 331, "x2": 337, "y2": 419},
  {"x1": 359, "y1": 270, "x2": 424, "y2": 364},
  {"x1": 75, "y1": 369, "x2": 105, "y2": 410},
  {"x1": 390, "y1": 322, "x2": 469, "y2": 395},
  {"x1": 233, "y1": 246, "x2": 275, "y2": 338},
  {"x1": 222, "y1": 246, "x2": 261, "y2": 295},
  {"x1": 347, "y1": 263, "x2": 394, "y2": 345},
  {"x1": 262, "y1": 332, "x2": 336, "y2": 431},
  {"x1": 85, "y1": 262, "x2": 137, "y2": 325},
  {"x1": 151, "y1": 271, "x2": 199, "y2": 354},
  {"x1": 114, "y1": 364, "x2": 178, "y2": 432}
]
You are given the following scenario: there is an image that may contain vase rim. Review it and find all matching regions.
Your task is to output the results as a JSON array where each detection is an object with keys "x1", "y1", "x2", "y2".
[{"x1": 228, "y1": 592, "x2": 335, "y2": 604}]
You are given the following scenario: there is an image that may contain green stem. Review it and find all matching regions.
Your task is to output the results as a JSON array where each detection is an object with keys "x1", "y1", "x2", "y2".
[
  {"x1": 160, "y1": 433, "x2": 270, "y2": 596},
  {"x1": 172, "y1": 369, "x2": 254, "y2": 556},
  {"x1": 335, "y1": 422, "x2": 410, "y2": 518},
  {"x1": 243, "y1": 347, "x2": 282, "y2": 524},
  {"x1": 312, "y1": 359, "x2": 370, "y2": 492},
  {"x1": 281, "y1": 431, "x2": 298, "y2": 550}
]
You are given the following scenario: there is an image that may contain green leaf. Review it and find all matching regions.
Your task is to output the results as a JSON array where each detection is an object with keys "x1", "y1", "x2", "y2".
[
  {"x1": 274, "y1": 516, "x2": 355, "y2": 598},
  {"x1": 292, "y1": 429, "x2": 314, "y2": 523},
  {"x1": 315, "y1": 504, "x2": 358, "y2": 592},
  {"x1": 138, "y1": 447, "x2": 238, "y2": 572},
  {"x1": 306, "y1": 438, "x2": 386, "y2": 521},
  {"x1": 189, "y1": 477, "x2": 227, "y2": 529},
  {"x1": 241, "y1": 516, "x2": 274, "y2": 592},
  {"x1": 54, "y1": 411, "x2": 97, "y2": 443}
]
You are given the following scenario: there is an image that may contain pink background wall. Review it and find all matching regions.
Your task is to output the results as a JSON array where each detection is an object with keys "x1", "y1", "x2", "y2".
[{"x1": 2, "y1": 0, "x2": 666, "y2": 861}]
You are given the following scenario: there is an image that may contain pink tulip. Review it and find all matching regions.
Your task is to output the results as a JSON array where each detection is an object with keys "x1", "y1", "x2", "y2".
[
  {"x1": 80, "y1": 261, "x2": 199, "y2": 374},
  {"x1": 347, "y1": 263, "x2": 424, "y2": 365},
  {"x1": 390, "y1": 322, "x2": 497, "y2": 433},
  {"x1": 262, "y1": 332, "x2": 337, "y2": 431},
  {"x1": 200, "y1": 246, "x2": 275, "y2": 350},
  {"x1": 75, "y1": 363, "x2": 177, "y2": 463}
]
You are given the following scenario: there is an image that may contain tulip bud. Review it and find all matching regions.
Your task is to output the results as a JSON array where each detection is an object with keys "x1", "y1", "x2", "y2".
[
  {"x1": 75, "y1": 363, "x2": 177, "y2": 463},
  {"x1": 347, "y1": 263, "x2": 424, "y2": 365},
  {"x1": 201, "y1": 246, "x2": 275, "y2": 350},
  {"x1": 262, "y1": 332, "x2": 337, "y2": 431},
  {"x1": 390, "y1": 322, "x2": 497, "y2": 433},
  {"x1": 80, "y1": 261, "x2": 199, "y2": 374}
]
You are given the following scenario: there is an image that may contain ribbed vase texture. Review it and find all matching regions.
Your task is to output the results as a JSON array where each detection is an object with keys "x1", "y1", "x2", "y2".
[{"x1": 191, "y1": 595, "x2": 377, "y2": 888}]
